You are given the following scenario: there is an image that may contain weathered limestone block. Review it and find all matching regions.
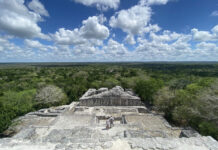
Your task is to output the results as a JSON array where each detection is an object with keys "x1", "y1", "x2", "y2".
[
  {"x1": 79, "y1": 86, "x2": 142, "y2": 106},
  {"x1": 180, "y1": 127, "x2": 201, "y2": 138}
]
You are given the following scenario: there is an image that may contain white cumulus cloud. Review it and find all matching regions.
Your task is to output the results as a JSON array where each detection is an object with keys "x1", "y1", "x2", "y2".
[
  {"x1": 191, "y1": 29, "x2": 213, "y2": 41},
  {"x1": 110, "y1": 5, "x2": 152, "y2": 35},
  {"x1": 191, "y1": 25, "x2": 218, "y2": 42},
  {"x1": 196, "y1": 42, "x2": 217, "y2": 50},
  {"x1": 140, "y1": 0, "x2": 170, "y2": 6},
  {"x1": 73, "y1": 0, "x2": 120, "y2": 11},
  {"x1": 81, "y1": 15, "x2": 109, "y2": 40},
  {"x1": 51, "y1": 15, "x2": 109, "y2": 45},
  {"x1": 103, "y1": 39, "x2": 128, "y2": 57},
  {"x1": 109, "y1": 1, "x2": 165, "y2": 45},
  {"x1": 125, "y1": 34, "x2": 136, "y2": 45},
  {"x1": 0, "y1": 0, "x2": 49, "y2": 39},
  {"x1": 212, "y1": 25, "x2": 218, "y2": 35},
  {"x1": 52, "y1": 28, "x2": 86, "y2": 45},
  {"x1": 150, "y1": 30, "x2": 182, "y2": 42},
  {"x1": 211, "y1": 11, "x2": 218, "y2": 16},
  {"x1": 28, "y1": 0, "x2": 49, "y2": 17},
  {"x1": 24, "y1": 39, "x2": 56, "y2": 51}
]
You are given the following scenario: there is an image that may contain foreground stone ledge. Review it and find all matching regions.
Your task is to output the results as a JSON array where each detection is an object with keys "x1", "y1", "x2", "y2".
[{"x1": 0, "y1": 137, "x2": 217, "y2": 150}]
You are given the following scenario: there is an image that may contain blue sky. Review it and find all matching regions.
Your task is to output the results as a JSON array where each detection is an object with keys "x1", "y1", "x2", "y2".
[{"x1": 0, "y1": 0, "x2": 218, "y2": 62}]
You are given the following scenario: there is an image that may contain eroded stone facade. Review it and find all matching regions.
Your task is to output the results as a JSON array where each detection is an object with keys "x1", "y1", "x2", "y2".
[{"x1": 79, "y1": 86, "x2": 142, "y2": 106}]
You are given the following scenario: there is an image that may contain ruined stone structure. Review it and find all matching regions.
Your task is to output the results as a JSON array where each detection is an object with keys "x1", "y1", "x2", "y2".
[
  {"x1": 79, "y1": 86, "x2": 142, "y2": 106},
  {"x1": 0, "y1": 86, "x2": 218, "y2": 150}
]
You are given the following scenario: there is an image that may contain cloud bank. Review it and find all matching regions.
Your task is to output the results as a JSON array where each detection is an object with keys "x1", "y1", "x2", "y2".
[{"x1": 0, "y1": 0, "x2": 217, "y2": 62}]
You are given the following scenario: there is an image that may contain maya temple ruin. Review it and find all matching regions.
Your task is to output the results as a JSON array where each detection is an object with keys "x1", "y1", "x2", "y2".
[{"x1": 0, "y1": 86, "x2": 218, "y2": 150}]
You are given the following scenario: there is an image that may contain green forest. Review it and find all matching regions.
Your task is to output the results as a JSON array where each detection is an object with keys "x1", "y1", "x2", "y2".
[{"x1": 0, "y1": 62, "x2": 217, "y2": 140}]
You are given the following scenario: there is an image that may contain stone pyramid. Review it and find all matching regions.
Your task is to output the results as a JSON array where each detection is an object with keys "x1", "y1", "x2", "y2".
[{"x1": 0, "y1": 86, "x2": 217, "y2": 150}]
